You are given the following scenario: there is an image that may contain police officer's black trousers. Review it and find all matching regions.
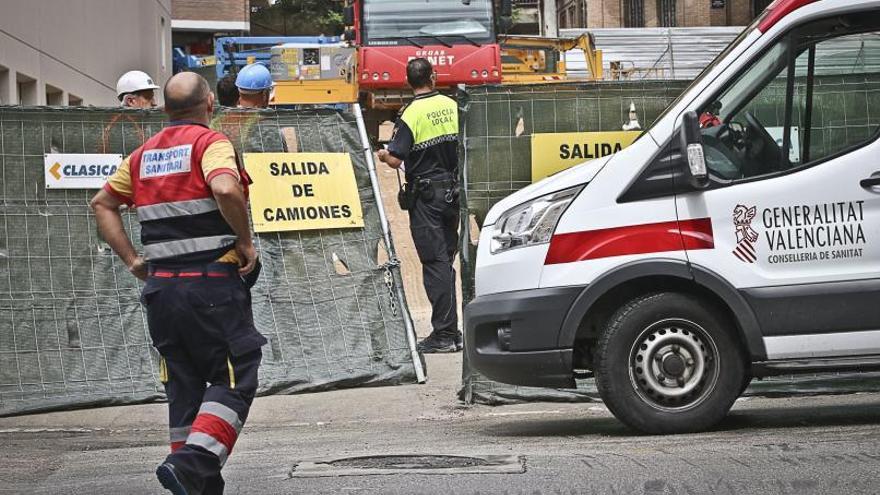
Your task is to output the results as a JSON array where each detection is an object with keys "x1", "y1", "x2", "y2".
[
  {"x1": 142, "y1": 265, "x2": 266, "y2": 494},
  {"x1": 409, "y1": 190, "x2": 460, "y2": 336}
]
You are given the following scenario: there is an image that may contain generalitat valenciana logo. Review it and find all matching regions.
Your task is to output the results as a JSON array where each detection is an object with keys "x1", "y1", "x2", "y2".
[{"x1": 733, "y1": 204, "x2": 758, "y2": 263}]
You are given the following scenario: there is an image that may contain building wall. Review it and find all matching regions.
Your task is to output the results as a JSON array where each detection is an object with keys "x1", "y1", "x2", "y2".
[
  {"x1": 172, "y1": 0, "x2": 249, "y2": 28},
  {"x1": 587, "y1": 0, "x2": 624, "y2": 28},
  {"x1": 0, "y1": 0, "x2": 172, "y2": 106},
  {"x1": 577, "y1": 0, "x2": 757, "y2": 28}
]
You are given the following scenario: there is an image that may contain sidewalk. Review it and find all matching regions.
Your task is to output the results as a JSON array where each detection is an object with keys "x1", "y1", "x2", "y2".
[{"x1": 0, "y1": 353, "x2": 592, "y2": 433}]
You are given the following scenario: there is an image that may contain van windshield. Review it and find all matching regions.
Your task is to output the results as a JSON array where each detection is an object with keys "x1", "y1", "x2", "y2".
[{"x1": 646, "y1": 19, "x2": 761, "y2": 133}]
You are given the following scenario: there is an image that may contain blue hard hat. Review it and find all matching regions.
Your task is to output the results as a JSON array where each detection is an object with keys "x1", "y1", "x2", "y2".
[{"x1": 235, "y1": 63, "x2": 273, "y2": 92}]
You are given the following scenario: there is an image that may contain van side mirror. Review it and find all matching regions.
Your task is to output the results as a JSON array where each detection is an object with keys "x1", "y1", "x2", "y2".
[
  {"x1": 680, "y1": 111, "x2": 709, "y2": 189},
  {"x1": 343, "y1": 5, "x2": 355, "y2": 26}
]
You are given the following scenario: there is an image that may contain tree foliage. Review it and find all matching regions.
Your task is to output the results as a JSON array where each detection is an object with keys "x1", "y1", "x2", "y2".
[{"x1": 251, "y1": 0, "x2": 344, "y2": 37}]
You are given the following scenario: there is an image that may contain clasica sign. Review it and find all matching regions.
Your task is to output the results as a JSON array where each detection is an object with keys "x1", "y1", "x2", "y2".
[{"x1": 44, "y1": 153, "x2": 124, "y2": 189}]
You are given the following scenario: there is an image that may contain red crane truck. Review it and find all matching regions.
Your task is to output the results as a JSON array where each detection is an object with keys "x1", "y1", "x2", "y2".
[{"x1": 343, "y1": 0, "x2": 510, "y2": 132}]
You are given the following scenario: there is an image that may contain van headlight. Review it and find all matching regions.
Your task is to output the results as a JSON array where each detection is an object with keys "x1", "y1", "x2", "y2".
[{"x1": 490, "y1": 185, "x2": 582, "y2": 254}]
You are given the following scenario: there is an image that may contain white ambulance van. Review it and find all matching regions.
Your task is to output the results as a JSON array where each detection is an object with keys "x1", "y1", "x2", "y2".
[{"x1": 465, "y1": 0, "x2": 880, "y2": 434}]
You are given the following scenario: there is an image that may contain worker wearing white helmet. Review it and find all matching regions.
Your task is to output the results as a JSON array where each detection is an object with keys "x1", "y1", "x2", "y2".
[
  {"x1": 116, "y1": 70, "x2": 160, "y2": 108},
  {"x1": 235, "y1": 64, "x2": 273, "y2": 109}
]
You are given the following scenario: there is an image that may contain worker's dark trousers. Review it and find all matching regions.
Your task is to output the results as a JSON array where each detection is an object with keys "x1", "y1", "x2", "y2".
[
  {"x1": 409, "y1": 190, "x2": 460, "y2": 336},
  {"x1": 141, "y1": 265, "x2": 267, "y2": 494}
]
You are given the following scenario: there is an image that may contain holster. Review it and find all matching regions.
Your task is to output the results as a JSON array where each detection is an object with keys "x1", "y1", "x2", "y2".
[
  {"x1": 397, "y1": 181, "x2": 417, "y2": 211},
  {"x1": 416, "y1": 179, "x2": 436, "y2": 202}
]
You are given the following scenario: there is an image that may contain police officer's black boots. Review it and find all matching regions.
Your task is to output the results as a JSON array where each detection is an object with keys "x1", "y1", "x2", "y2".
[{"x1": 416, "y1": 329, "x2": 463, "y2": 353}]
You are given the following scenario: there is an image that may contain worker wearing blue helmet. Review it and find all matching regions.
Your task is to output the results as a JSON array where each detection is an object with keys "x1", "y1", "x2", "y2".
[{"x1": 235, "y1": 63, "x2": 273, "y2": 109}]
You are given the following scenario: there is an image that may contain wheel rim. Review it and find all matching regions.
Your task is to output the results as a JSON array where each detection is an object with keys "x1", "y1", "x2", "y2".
[{"x1": 628, "y1": 318, "x2": 720, "y2": 412}]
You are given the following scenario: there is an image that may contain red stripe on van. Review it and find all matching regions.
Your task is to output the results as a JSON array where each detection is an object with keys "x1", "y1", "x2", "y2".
[
  {"x1": 544, "y1": 218, "x2": 714, "y2": 265},
  {"x1": 757, "y1": 0, "x2": 819, "y2": 32}
]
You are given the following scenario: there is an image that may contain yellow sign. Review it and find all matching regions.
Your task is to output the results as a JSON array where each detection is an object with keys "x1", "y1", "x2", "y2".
[
  {"x1": 531, "y1": 131, "x2": 641, "y2": 182},
  {"x1": 244, "y1": 153, "x2": 364, "y2": 232}
]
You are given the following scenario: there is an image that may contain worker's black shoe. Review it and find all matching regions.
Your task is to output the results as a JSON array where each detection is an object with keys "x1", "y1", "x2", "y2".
[
  {"x1": 156, "y1": 462, "x2": 196, "y2": 495},
  {"x1": 417, "y1": 332, "x2": 462, "y2": 354}
]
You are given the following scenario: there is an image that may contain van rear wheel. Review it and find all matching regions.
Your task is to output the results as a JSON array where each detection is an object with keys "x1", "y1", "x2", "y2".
[{"x1": 595, "y1": 292, "x2": 745, "y2": 434}]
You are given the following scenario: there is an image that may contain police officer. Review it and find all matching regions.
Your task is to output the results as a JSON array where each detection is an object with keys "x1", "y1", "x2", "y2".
[
  {"x1": 90, "y1": 72, "x2": 265, "y2": 495},
  {"x1": 116, "y1": 70, "x2": 160, "y2": 108},
  {"x1": 235, "y1": 63, "x2": 273, "y2": 109},
  {"x1": 377, "y1": 58, "x2": 462, "y2": 353}
]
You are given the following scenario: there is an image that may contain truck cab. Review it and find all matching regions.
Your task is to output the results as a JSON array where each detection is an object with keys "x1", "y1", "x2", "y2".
[
  {"x1": 353, "y1": 0, "x2": 502, "y2": 91},
  {"x1": 466, "y1": 0, "x2": 880, "y2": 434}
]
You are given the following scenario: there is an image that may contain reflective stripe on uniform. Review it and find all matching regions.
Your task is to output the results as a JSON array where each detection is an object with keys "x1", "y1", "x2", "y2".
[
  {"x1": 227, "y1": 356, "x2": 236, "y2": 390},
  {"x1": 159, "y1": 357, "x2": 168, "y2": 383},
  {"x1": 411, "y1": 133, "x2": 457, "y2": 152},
  {"x1": 169, "y1": 426, "x2": 191, "y2": 443},
  {"x1": 198, "y1": 401, "x2": 243, "y2": 433},
  {"x1": 186, "y1": 431, "x2": 229, "y2": 466},
  {"x1": 143, "y1": 235, "x2": 237, "y2": 261},
  {"x1": 137, "y1": 198, "x2": 219, "y2": 222}
]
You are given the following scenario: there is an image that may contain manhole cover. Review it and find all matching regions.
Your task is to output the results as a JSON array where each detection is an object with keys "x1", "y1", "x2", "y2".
[
  {"x1": 330, "y1": 455, "x2": 490, "y2": 470},
  {"x1": 291, "y1": 454, "x2": 524, "y2": 478}
]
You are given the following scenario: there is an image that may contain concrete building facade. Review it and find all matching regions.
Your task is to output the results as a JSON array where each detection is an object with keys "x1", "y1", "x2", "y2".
[
  {"x1": 0, "y1": 0, "x2": 172, "y2": 107},
  {"x1": 559, "y1": 0, "x2": 768, "y2": 29}
]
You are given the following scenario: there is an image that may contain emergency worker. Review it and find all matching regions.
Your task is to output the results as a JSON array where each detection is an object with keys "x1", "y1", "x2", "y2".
[
  {"x1": 377, "y1": 58, "x2": 462, "y2": 353},
  {"x1": 235, "y1": 63, "x2": 273, "y2": 109},
  {"x1": 117, "y1": 70, "x2": 160, "y2": 108},
  {"x1": 90, "y1": 72, "x2": 265, "y2": 495}
]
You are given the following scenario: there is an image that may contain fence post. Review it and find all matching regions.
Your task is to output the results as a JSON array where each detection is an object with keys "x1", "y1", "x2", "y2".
[{"x1": 352, "y1": 103, "x2": 427, "y2": 383}]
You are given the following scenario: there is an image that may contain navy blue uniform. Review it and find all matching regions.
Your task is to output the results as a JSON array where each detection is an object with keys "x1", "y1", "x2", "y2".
[
  {"x1": 105, "y1": 122, "x2": 265, "y2": 494},
  {"x1": 388, "y1": 92, "x2": 460, "y2": 339}
]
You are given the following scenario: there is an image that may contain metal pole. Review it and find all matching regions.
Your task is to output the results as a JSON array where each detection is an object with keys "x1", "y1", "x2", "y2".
[
  {"x1": 352, "y1": 103, "x2": 426, "y2": 383},
  {"x1": 543, "y1": 0, "x2": 559, "y2": 37}
]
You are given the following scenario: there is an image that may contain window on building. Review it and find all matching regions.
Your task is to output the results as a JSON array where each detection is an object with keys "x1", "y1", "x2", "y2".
[
  {"x1": 0, "y1": 65, "x2": 9, "y2": 105},
  {"x1": 657, "y1": 0, "x2": 676, "y2": 27},
  {"x1": 45, "y1": 84, "x2": 64, "y2": 106},
  {"x1": 16, "y1": 73, "x2": 37, "y2": 105},
  {"x1": 557, "y1": 0, "x2": 583, "y2": 28},
  {"x1": 68, "y1": 94, "x2": 83, "y2": 106},
  {"x1": 623, "y1": 0, "x2": 645, "y2": 28}
]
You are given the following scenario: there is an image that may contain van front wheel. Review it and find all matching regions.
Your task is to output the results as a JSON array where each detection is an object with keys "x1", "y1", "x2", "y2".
[{"x1": 595, "y1": 292, "x2": 745, "y2": 434}]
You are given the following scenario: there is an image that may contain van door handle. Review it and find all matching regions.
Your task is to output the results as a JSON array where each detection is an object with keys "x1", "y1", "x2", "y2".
[{"x1": 860, "y1": 175, "x2": 880, "y2": 188}]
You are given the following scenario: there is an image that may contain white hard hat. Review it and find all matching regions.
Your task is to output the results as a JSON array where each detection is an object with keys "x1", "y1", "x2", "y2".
[{"x1": 116, "y1": 70, "x2": 160, "y2": 99}]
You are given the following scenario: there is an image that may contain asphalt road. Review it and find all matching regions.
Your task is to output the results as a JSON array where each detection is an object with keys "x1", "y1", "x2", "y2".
[{"x1": 2, "y1": 352, "x2": 879, "y2": 495}]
